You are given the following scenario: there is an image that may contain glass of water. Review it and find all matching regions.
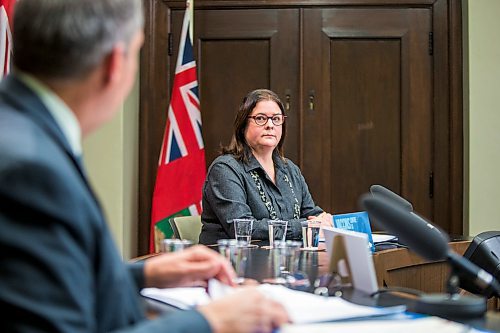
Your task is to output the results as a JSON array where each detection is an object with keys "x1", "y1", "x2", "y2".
[
  {"x1": 268, "y1": 220, "x2": 288, "y2": 247},
  {"x1": 233, "y1": 218, "x2": 253, "y2": 245},
  {"x1": 217, "y1": 239, "x2": 249, "y2": 284},
  {"x1": 161, "y1": 239, "x2": 193, "y2": 253},
  {"x1": 302, "y1": 220, "x2": 321, "y2": 250},
  {"x1": 263, "y1": 240, "x2": 304, "y2": 286}
]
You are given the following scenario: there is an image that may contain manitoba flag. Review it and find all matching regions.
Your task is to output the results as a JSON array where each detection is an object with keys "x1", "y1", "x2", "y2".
[
  {"x1": 0, "y1": 0, "x2": 15, "y2": 79},
  {"x1": 150, "y1": 0, "x2": 205, "y2": 252}
]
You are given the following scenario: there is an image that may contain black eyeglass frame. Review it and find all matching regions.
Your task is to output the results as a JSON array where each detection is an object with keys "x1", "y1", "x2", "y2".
[{"x1": 247, "y1": 114, "x2": 287, "y2": 126}]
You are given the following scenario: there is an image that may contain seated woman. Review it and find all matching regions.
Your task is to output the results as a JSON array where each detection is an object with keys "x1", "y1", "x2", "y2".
[{"x1": 199, "y1": 89, "x2": 331, "y2": 245}]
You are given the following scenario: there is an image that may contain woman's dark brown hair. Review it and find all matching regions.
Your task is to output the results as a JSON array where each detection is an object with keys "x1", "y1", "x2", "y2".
[{"x1": 221, "y1": 89, "x2": 287, "y2": 163}]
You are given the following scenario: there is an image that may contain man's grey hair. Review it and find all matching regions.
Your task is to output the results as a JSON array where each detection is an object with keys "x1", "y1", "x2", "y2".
[{"x1": 13, "y1": 0, "x2": 143, "y2": 80}]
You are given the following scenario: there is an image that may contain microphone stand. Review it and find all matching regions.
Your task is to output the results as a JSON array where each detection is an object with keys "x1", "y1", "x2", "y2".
[
  {"x1": 413, "y1": 262, "x2": 487, "y2": 318},
  {"x1": 361, "y1": 194, "x2": 493, "y2": 318},
  {"x1": 446, "y1": 269, "x2": 462, "y2": 295}
]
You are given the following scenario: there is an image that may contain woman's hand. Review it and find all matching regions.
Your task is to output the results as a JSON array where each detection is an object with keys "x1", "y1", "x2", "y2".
[{"x1": 308, "y1": 212, "x2": 333, "y2": 228}]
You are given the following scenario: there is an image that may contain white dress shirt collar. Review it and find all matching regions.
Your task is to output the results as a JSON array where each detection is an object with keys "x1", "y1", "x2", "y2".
[{"x1": 17, "y1": 72, "x2": 82, "y2": 156}]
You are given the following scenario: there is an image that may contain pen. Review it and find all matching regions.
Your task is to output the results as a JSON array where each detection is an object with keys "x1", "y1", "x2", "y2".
[{"x1": 205, "y1": 280, "x2": 211, "y2": 298}]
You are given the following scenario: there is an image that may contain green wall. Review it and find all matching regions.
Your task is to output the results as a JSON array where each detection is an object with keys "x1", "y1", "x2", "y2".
[
  {"x1": 466, "y1": 0, "x2": 500, "y2": 236},
  {"x1": 83, "y1": 77, "x2": 139, "y2": 259}
]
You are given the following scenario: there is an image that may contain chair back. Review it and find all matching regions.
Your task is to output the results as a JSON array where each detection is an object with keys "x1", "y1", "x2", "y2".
[{"x1": 169, "y1": 215, "x2": 202, "y2": 244}]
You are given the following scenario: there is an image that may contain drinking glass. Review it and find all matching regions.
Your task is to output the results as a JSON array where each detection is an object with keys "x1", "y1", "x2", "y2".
[
  {"x1": 264, "y1": 240, "x2": 303, "y2": 285},
  {"x1": 233, "y1": 219, "x2": 254, "y2": 245},
  {"x1": 268, "y1": 219, "x2": 288, "y2": 247},
  {"x1": 302, "y1": 220, "x2": 321, "y2": 250},
  {"x1": 217, "y1": 239, "x2": 249, "y2": 284},
  {"x1": 162, "y1": 239, "x2": 193, "y2": 253}
]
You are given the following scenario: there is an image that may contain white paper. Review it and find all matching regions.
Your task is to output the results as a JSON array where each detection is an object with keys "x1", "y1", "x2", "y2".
[
  {"x1": 372, "y1": 234, "x2": 397, "y2": 243},
  {"x1": 140, "y1": 287, "x2": 210, "y2": 310},
  {"x1": 257, "y1": 284, "x2": 405, "y2": 324},
  {"x1": 281, "y1": 316, "x2": 480, "y2": 333},
  {"x1": 142, "y1": 280, "x2": 405, "y2": 324}
]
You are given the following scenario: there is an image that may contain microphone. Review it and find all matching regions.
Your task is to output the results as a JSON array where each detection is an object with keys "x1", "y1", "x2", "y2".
[
  {"x1": 361, "y1": 194, "x2": 500, "y2": 298},
  {"x1": 370, "y1": 185, "x2": 413, "y2": 212}
]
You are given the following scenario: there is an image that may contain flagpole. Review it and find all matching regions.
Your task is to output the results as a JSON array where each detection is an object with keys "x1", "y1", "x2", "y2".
[{"x1": 188, "y1": 0, "x2": 193, "y2": 44}]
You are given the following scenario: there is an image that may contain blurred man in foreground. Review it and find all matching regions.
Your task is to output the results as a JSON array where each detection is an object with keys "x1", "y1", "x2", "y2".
[{"x1": 0, "y1": 1, "x2": 289, "y2": 332}]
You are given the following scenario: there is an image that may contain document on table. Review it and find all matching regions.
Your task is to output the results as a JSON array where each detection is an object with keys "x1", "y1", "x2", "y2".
[
  {"x1": 256, "y1": 284, "x2": 405, "y2": 324},
  {"x1": 141, "y1": 287, "x2": 210, "y2": 310},
  {"x1": 142, "y1": 280, "x2": 405, "y2": 324},
  {"x1": 372, "y1": 233, "x2": 397, "y2": 243},
  {"x1": 281, "y1": 316, "x2": 481, "y2": 333}
]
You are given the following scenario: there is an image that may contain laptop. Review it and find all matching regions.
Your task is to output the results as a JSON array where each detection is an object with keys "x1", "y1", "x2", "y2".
[{"x1": 322, "y1": 227, "x2": 379, "y2": 294}]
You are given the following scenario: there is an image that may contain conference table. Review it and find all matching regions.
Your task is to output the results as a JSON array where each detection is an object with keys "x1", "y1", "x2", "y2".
[
  {"x1": 236, "y1": 239, "x2": 472, "y2": 292},
  {"x1": 138, "y1": 239, "x2": 500, "y2": 331}
]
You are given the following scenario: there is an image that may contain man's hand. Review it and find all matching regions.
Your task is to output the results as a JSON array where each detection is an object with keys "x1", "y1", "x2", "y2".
[
  {"x1": 143, "y1": 245, "x2": 236, "y2": 288},
  {"x1": 198, "y1": 288, "x2": 290, "y2": 333}
]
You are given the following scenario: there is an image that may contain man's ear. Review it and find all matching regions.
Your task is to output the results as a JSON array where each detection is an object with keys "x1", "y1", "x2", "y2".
[{"x1": 103, "y1": 43, "x2": 125, "y2": 86}]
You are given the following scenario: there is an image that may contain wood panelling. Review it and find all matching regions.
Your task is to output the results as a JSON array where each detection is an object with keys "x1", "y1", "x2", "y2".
[
  {"x1": 301, "y1": 7, "x2": 434, "y2": 219},
  {"x1": 195, "y1": 8, "x2": 300, "y2": 164},
  {"x1": 330, "y1": 39, "x2": 402, "y2": 214},
  {"x1": 139, "y1": 0, "x2": 463, "y2": 255}
]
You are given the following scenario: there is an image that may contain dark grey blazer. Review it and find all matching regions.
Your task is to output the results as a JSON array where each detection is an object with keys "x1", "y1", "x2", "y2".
[
  {"x1": 200, "y1": 154, "x2": 323, "y2": 245},
  {"x1": 0, "y1": 75, "x2": 211, "y2": 333}
]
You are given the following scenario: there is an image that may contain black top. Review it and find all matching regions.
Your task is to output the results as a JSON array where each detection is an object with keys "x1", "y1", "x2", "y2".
[{"x1": 199, "y1": 154, "x2": 323, "y2": 245}]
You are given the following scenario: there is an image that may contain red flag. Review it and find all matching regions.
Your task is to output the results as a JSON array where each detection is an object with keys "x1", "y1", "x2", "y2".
[
  {"x1": 0, "y1": 0, "x2": 15, "y2": 78},
  {"x1": 150, "y1": 1, "x2": 205, "y2": 252}
]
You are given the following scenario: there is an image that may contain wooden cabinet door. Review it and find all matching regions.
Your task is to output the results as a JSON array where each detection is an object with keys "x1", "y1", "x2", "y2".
[
  {"x1": 139, "y1": 0, "x2": 462, "y2": 254},
  {"x1": 192, "y1": 8, "x2": 300, "y2": 165},
  {"x1": 302, "y1": 8, "x2": 434, "y2": 221}
]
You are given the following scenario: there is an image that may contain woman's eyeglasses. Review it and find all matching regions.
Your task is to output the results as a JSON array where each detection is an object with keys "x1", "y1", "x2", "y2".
[{"x1": 248, "y1": 114, "x2": 287, "y2": 126}]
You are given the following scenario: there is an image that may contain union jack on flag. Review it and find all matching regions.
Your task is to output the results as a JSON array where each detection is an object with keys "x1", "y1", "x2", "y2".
[
  {"x1": 150, "y1": 0, "x2": 206, "y2": 252},
  {"x1": 0, "y1": 0, "x2": 15, "y2": 79}
]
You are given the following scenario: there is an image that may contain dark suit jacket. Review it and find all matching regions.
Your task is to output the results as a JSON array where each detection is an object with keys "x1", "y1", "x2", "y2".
[{"x1": 0, "y1": 75, "x2": 211, "y2": 333}]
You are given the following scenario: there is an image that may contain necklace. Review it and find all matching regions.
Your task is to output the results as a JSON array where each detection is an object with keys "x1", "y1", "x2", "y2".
[{"x1": 250, "y1": 170, "x2": 300, "y2": 220}]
